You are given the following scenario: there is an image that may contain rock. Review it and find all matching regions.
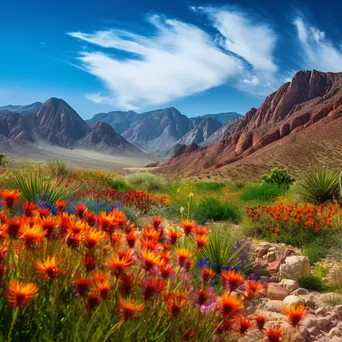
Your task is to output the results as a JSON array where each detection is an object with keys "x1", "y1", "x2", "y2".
[
  {"x1": 330, "y1": 336, "x2": 342, "y2": 342},
  {"x1": 337, "y1": 322, "x2": 342, "y2": 330},
  {"x1": 264, "y1": 300, "x2": 284, "y2": 313},
  {"x1": 305, "y1": 297, "x2": 317, "y2": 309},
  {"x1": 336, "y1": 305, "x2": 342, "y2": 320},
  {"x1": 303, "y1": 317, "x2": 318, "y2": 328},
  {"x1": 293, "y1": 288, "x2": 310, "y2": 295},
  {"x1": 329, "y1": 328, "x2": 342, "y2": 338},
  {"x1": 267, "y1": 252, "x2": 276, "y2": 263},
  {"x1": 317, "y1": 317, "x2": 330, "y2": 329},
  {"x1": 308, "y1": 326, "x2": 320, "y2": 336},
  {"x1": 315, "y1": 307, "x2": 327, "y2": 316},
  {"x1": 256, "y1": 247, "x2": 269, "y2": 258},
  {"x1": 280, "y1": 279, "x2": 299, "y2": 292},
  {"x1": 279, "y1": 256, "x2": 311, "y2": 280},
  {"x1": 267, "y1": 284, "x2": 289, "y2": 300},
  {"x1": 283, "y1": 295, "x2": 305, "y2": 306}
]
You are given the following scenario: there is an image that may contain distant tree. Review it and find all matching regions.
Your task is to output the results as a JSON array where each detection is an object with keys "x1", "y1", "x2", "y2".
[{"x1": 0, "y1": 153, "x2": 8, "y2": 168}]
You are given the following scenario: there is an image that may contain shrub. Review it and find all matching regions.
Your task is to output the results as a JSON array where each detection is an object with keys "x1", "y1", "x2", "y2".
[
  {"x1": 0, "y1": 153, "x2": 8, "y2": 167},
  {"x1": 193, "y1": 197, "x2": 242, "y2": 224},
  {"x1": 299, "y1": 276, "x2": 325, "y2": 292},
  {"x1": 303, "y1": 243, "x2": 328, "y2": 264},
  {"x1": 127, "y1": 172, "x2": 165, "y2": 191},
  {"x1": 240, "y1": 183, "x2": 285, "y2": 202},
  {"x1": 6, "y1": 170, "x2": 77, "y2": 203},
  {"x1": 232, "y1": 180, "x2": 246, "y2": 190},
  {"x1": 46, "y1": 160, "x2": 72, "y2": 178},
  {"x1": 261, "y1": 168, "x2": 295, "y2": 189},
  {"x1": 100, "y1": 177, "x2": 133, "y2": 192},
  {"x1": 192, "y1": 181, "x2": 225, "y2": 193},
  {"x1": 299, "y1": 168, "x2": 340, "y2": 203}
]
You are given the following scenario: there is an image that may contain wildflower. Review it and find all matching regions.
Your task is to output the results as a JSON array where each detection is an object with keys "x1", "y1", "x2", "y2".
[
  {"x1": 92, "y1": 271, "x2": 110, "y2": 299},
  {"x1": 23, "y1": 201, "x2": 36, "y2": 217},
  {"x1": 255, "y1": 312, "x2": 266, "y2": 331},
  {"x1": 85, "y1": 212, "x2": 97, "y2": 226},
  {"x1": 143, "y1": 277, "x2": 166, "y2": 300},
  {"x1": 20, "y1": 224, "x2": 47, "y2": 247},
  {"x1": 6, "y1": 281, "x2": 39, "y2": 307},
  {"x1": 6, "y1": 217, "x2": 22, "y2": 239},
  {"x1": 195, "y1": 234, "x2": 208, "y2": 249},
  {"x1": 196, "y1": 288, "x2": 210, "y2": 306},
  {"x1": 217, "y1": 292, "x2": 243, "y2": 317},
  {"x1": 152, "y1": 216, "x2": 162, "y2": 229},
  {"x1": 174, "y1": 248, "x2": 192, "y2": 268},
  {"x1": 0, "y1": 190, "x2": 21, "y2": 210},
  {"x1": 182, "y1": 331, "x2": 195, "y2": 341},
  {"x1": 235, "y1": 317, "x2": 252, "y2": 335},
  {"x1": 119, "y1": 296, "x2": 145, "y2": 320},
  {"x1": 245, "y1": 280, "x2": 265, "y2": 299},
  {"x1": 188, "y1": 192, "x2": 194, "y2": 198},
  {"x1": 201, "y1": 267, "x2": 216, "y2": 284},
  {"x1": 140, "y1": 236, "x2": 159, "y2": 251},
  {"x1": 160, "y1": 264, "x2": 174, "y2": 279},
  {"x1": 195, "y1": 226, "x2": 210, "y2": 236},
  {"x1": 97, "y1": 212, "x2": 114, "y2": 234},
  {"x1": 56, "y1": 200, "x2": 67, "y2": 213},
  {"x1": 168, "y1": 227, "x2": 182, "y2": 245},
  {"x1": 0, "y1": 246, "x2": 7, "y2": 261},
  {"x1": 75, "y1": 278, "x2": 91, "y2": 297},
  {"x1": 265, "y1": 327, "x2": 283, "y2": 342},
  {"x1": 40, "y1": 216, "x2": 58, "y2": 239},
  {"x1": 181, "y1": 220, "x2": 195, "y2": 236},
  {"x1": 284, "y1": 305, "x2": 306, "y2": 327},
  {"x1": 75, "y1": 204, "x2": 87, "y2": 219},
  {"x1": 111, "y1": 208, "x2": 127, "y2": 227},
  {"x1": 125, "y1": 231, "x2": 138, "y2": 248},
  {"x1": 164, "y1": 291, "x2": 187, "y2": 317},
  {"x1": 180, "y1": 207, "x2": 184, "y2": 214},
  {"x1": 221, "y1": 269, "x2": 245, "y2": 291},
  {"x1": 105, "y1": 251, "x2": 135, "y2": 276},
  {"x1": 83, "y1": 256, "x2": 96, "y2": 272},
  {"x1": 141, "y1": 249, "x2": 163, "y2": 271},
  {"x1": 38, "y1": 208, "x2": 50, "y2": 218},
  {"x1": 87, "y1": 294, "x2": 102, "y2": 311},
  {"x1": 119, "y1": 273, "x2": 135, "y2": 295},
  {"x1": 36, "y1": 256, "x2": 62, "y2": 279},
  {"x1": 83, "y1": 230, "x2": 103, "y2": 249}
]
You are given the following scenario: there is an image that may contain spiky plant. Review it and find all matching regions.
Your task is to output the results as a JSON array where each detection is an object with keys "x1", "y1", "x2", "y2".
[{"x1": 299, "y1": 168, "x2": 340, "y2": 203}]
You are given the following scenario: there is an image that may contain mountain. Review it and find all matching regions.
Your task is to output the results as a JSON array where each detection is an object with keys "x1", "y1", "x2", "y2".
[
  {"x1": 0, "y1": 98, "x2": 148, "y2": 158},
  {"x1": 86, "y1": 110, "x2": 139, "y2": 134},
  {"x1": 162, "y1": 70, "x2": 342, "y2": 177},
  {"x1": 192, "y1": 112, "x2": 242, "y2": 125},
  {"x1": 0, "y1": 102, "x2": 42, "y2": 115}
]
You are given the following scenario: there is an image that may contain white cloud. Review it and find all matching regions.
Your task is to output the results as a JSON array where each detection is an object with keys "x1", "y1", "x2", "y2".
[
  {"x1": 68, "y1": 15, "x2": 242, "y2": 109},
  {"x1": 294, "y1": 17, "x2": 342, "y2": 72}
]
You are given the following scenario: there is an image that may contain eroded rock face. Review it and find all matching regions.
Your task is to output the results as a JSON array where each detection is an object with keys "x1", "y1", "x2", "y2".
[
  {"x1": 169, "y1": 143, "x2": 201, "y2": 159},
  {"x1": 279, "y1": 256, "x2": 311, "y2": 280}
]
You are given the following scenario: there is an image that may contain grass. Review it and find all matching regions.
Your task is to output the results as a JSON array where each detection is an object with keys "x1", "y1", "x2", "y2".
[
  {"x1": 239, "y1": 183, "x2": 286, "y2": 202},
  {"x1": 127, "y1": 172, "x2": 165, "y2": 191},
  {"x1": 299, "y1": 276, "x2": 325, "y2": 292}
]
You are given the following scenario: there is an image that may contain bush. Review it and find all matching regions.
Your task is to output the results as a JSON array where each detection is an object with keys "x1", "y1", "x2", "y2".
[
  {"x1": 193, "y1": 197, "x2": 242, "y2": 224},
  {"x1": 261, "y1": 168, "x2": 295, "y2": 189},
  {"x1": 192, "y1": 181, "x2": 225, "y2": 193},
  {"x1": 240, "y1": 183, "x2": 285, "y2": 202},
  {"x1": 299, "y1": 168, "x2": 340, "y2": 203},
  {"x1": 46, "y1": 160, "x2": 72, "y2": 178},
  {"x1": 127, "y1": 172, "x2": 165, "y2": 192},
  {"x1": 299, "y1": 276, "x2": 325, "y2": 292},
  {"x1": 303, "y1": 243, "x2": 328, "y2": 264},
  {"x1": 100, "y1": 177, "x2": 133, "y2": 192}
]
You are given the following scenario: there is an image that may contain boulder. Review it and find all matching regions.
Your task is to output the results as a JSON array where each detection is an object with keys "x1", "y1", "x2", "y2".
[
  {"x1": 279, "y1": 256, "x2": 311, "y2": 280},
  {"x1": 283, "y1": 295, "x2": 305, "y2": 306},
  {"x1": 280, "y1": 279, "x2": 299, "y2": 292},
  {"x1": 329, "y1": 328, "x2": 341, "y2": 338},
  {"x1": 264, "y1": 300, "x2": 284, "y2": 313},
  {"x1": 293, "y1": 288, "x2": 310, "y2": 295},
  {"x1": 267, "y1": 284, "x2": 289, "y2": 300}
]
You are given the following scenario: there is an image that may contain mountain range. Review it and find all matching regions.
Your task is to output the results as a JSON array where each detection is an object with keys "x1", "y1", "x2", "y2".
[{"x1": 161, "y1": 70, "x2": 342, "y2": 178}]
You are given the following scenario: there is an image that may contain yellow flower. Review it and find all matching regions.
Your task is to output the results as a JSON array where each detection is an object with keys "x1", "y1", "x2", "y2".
[
  {"x1": 188, "y1": 192, "x2": 194, "y2": 198},
  {"x1": 180, "y1": 207, "x2": 184, "y2": 213},
  {"x1": 177, "y1": 188, "x2": 181, "y2": 193}
]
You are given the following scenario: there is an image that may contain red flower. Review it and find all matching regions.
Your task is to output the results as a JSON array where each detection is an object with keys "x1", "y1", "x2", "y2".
[
  {"x1": 75, "y1": 204, "x2": 87, "y2": 219},
  {"x1": 0, "y1": 190, "x2": 21, "y2": 210},
  {"x1": 6, "y1": 280, "x2": 39, "y2": 307},
  {"x1": 201, "y1": 267, "x2": 216, "y2": 284},
  {"x1": 35, "y1": 256, "x2": 62, "y2": 279},
  {"x1": 56, "y1": 200, "x2": 67, "y2": 213},
  {"x1": 119, "y1": 296, "x2": 145, "y2": 320},
  {"x1": 163, "y1": 291, "x2": 187, "y2": 317},
  {"x1": 23, "y1": 202, "x2": 36, "y2": 217},
  {"x1": 284, "y1": 305, "x2": 306, "y2": 327},
  {"x1": 181, "y1": 220, "x2": 195, "y2": 236},
  {"x1": 221, "y1": 269, "x2": 245, "y2": 291},
  {"x1": 83, "y1": 256, "x2": 96, "y2": 272},
  {"x1": 87, "y1": 294, "x2": 102, "y2": 311},
  {"x1": 75, "y1": 278, "x2": 91, "y2": 297},
  {"x1": 143, "y1": 277, "x2": 166, "y2": 300}
]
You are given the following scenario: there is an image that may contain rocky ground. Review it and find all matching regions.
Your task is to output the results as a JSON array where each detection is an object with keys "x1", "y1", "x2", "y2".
[{"x1": 252, "y1": 241, "x2": 342, "y2": 341}]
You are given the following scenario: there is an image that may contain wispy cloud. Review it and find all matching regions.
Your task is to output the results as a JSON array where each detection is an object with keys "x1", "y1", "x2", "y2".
[
  {"x1": 68, "y1": 15, "x2": 242, "y2": 109},
  {"x1": 294, "y1": 17, "x2": 342, "y2": 72}
]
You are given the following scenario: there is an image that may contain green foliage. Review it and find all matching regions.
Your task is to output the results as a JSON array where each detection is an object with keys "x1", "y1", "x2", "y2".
[
  {"x1": 7, "y1": 170, "x2": 77, "y2": 203},
  {"x1": 199, "y1": 225, "x2": 247, "y2": 274},
  {"x1": 193, "y1": 197, "x2": 242, "y2": 224},
  {"x1": 299, "y1": 168, "x2": 340, "y2": 203},
  {"x1": 100, "y1": 177, "x2": 133, "y2": 192},
  {"x1": 261, "y1": 168, "x2": 295, "y2": 189},
  {"x1": 299, "y1": 275, "x2": 325, "y2": 292},
  {"x1": 232, "y1": 180, "x2": 247, "y2": 190},
  {"x1": 323, "y1": 294, "x2": 342, "y2": 306},
  {"x1": 45, "y1": 160, "x2": 72, "y2": 178},
  {"x1": 0, "y1": 153, "x2": 8, "y2": 167},
  {"x1": 127, "y1": 172, "x2": 165, "y2": 191},
  {"x1": 240, "y1": 183, "x2": 285, "y2": 202},
  {"x1": 192, "y1": 181, "x2": 225, "y2": 193},
  {"x1": 303, "y1": 243, "x2": 328, "y2": 264}
]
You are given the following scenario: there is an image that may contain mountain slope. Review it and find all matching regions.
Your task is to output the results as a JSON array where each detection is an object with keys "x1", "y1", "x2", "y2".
[
  {"x1": 163, "y1": 70, "x2": 342, "y2": 177},
  {"x1": 192, "y1": 112, "x2": 242, "y2": 125},
  {"x1": 0, "y1": 102, "x2": 42, "y2": 115}
]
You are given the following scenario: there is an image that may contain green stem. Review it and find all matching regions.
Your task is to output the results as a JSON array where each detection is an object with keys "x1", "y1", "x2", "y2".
[{"x1": 8, "y1": 307, "x2": 19, "y2": 342}]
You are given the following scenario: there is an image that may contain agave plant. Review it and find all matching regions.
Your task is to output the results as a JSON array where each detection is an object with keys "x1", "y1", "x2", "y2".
[
  {"x1": 7, "y1": 170, "x2": 78, "y2": 203},
  {"x1": 299, "y1": 168, "x2": 340, "y2": 203}
]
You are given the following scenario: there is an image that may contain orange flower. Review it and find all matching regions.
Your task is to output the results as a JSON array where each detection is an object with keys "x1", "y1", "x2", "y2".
[
  {"x1": 265, "y1": 327, "x2": 283, "y2": 342},
  {"x1": 201, "y1": 267, "x2": 216, "y2": 283},
  {"x1": 217, "y1": 292, "x2": 243, "y2": 317},
  {"x1": 40, "y1": 216, "x2": 58, "y2": 239},
  {"x1": 140, "y1": 236, "x2": 159, "y2": 251},
  {"x1": 74, "y1": 204, "x2": 87, "y2": 218},
  {"x1": 119, "y1": 296, "x2": 145, "y2": 320},
  {"x1": 85, "y1": 212, "x2": 97, "y2": 226},
  {"x1": 195, "y1": 226, "x2": 210, "y2": 236},
  {"x1": 0, "y1": 190, "x2": 21, "y2": 210},
  {"x1": 6, "y1": 281, "x2": 39, "y2": 307},
  {"x1": 284, "y1": 305, "x2": 306, "y2": 327},
  {"x1": 143, "y1": 277, "x2": 166, "y2": 300},
  {"x1": 38, "y1": 208, "x2": 50, "y2": 218},
  {"x1": 92, "y1": 271, "x2": 110, "y2": 299},
  {"x1": 56, "y1": 200, "x2": 67, "y2": 213},
  {"x1": 142, "y1": 227, "x2": 160, "y2": 240},
  {"x1": 163, "y1": 291, "x2": 187, "y2": 317},
  {"x1": 254, "y1": 312, "x2": 266, "y2": 331},
  {"x1": 141, "y1": 249, "x2": 163, "y2": 271},
  {"x1": 97, "y1": 212, "x2": 114, "y2": 234},
  {"x1": 235, "y1": 317, "x2": 252, "y2": 335},
  {"x1": 160, "y1": 264, "x2": 174, "y2": 279},
  {"x1": 23, "y1": 201, "x2": 36, "y2": 217},
  {"x1": 221, "y1": 269, "x2": 245, "y2": 291},
  {"x1": 20, "y1": 224, "x2": 47, "y2": 247},
  {"x1": 196, "y1": 288, "x2": 210, "y2": 305},
  {"x1": 83, "y1": 256, "x2": 96, "y2": 272},
  {"x1": 245, "y1": 280, "x2": 265, "y2": 299},
  {"x1": 68, "y1": 219, "x2": 88, "y2": 235},
  {"x1": 111, "y1": 208, "x2": 127, "y2": 227},
  {"x1": 174, "y1": 248, "x2": 192, "y2": 267},
  {"x1": 195, "y1": 234, "x2": 208, "y2": 249},
  {"x1": 75, "y1": 278, "x2": 91, "y2": 297},
  {"x1": 87, "y1": 294, "x2": 102, "y2": 311},
  {"x1": 105, "y1": 251, "x2": 135, "y2": 276},
  {"x1": 152, "y1": 216, "x2": 163, "y2": 229},
  {"x1": 168, "y1": 227, "x2": 182, "y2": 245},
  {"x1": 83, "y1": 230, "x2": 103, "y2": 249},
  {"x1": 36, "y1": 256, "x2": 62, "y2": 279},
  {"x1": 6, "y1": 217, "x2": 22, "y2": 239},
  {"x1": 119, "y1": 273, "x2": 135, "y2": 295},
  {"x1": 181, "y1": 220, "x2": 195, "y2": 236},
  {"x1": 126, "y1": 231, "x2": 138, "y2": 248},
  {"x1": 66, "y1": 232, "x2": 82, "y2": 248}
]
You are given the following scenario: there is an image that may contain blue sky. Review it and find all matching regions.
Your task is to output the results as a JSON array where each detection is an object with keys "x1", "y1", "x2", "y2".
[{"x1": 1, "y1": 0, "x2": 342, "y2": 119}]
